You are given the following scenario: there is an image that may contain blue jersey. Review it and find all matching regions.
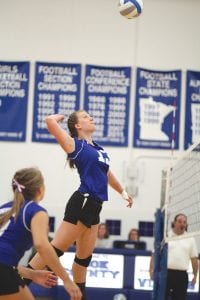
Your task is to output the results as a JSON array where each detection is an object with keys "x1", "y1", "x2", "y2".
[
  {"x1": 68, "y1": 138, "x2": 110, "y2": 201},
  {"x1": 0, "y1": 200, "x2": 46, "y2": 266}
]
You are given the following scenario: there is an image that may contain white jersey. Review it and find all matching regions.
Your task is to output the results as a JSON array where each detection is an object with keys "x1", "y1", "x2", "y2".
[{"x1": 167, "y1": 230, "x2": 198, "y2": 271}]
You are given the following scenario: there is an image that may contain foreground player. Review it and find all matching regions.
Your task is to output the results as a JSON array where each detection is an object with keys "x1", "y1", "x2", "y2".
[
  {"x1": 0, "y1": 167, "x2": 81, "y2": 300},
  {"x1": 29, "y1": 110, "x2": 133, "y2": 299}
]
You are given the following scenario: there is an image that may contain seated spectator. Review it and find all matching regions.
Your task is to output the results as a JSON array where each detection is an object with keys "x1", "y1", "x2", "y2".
[
  {"x1": 128, "y1": 228, "x2": 140, "y2": 241},
  {"x1": 113, "y1": 227, "x2": 146, "y2": 250},
  {"x1": 95, "y1": 223, "x2": 112, "y2": 248}
]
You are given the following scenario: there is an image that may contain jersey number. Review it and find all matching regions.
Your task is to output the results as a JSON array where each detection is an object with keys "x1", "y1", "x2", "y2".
[{"x1": 97, "y1": 150, "x2": 110, "y2": 165}]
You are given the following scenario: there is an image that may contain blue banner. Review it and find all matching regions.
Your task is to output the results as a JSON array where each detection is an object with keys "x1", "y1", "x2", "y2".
[
  {"x1": 32, "y1": 62, "x2": 81, "y2": 143},
  {"x1": 83, "y1": 65, "x2": 131, "y2": 146},
  {"x1": 0, "y1": 61, "x2": 29, "y2": 142},
  {"x1": 184, "y1": 70, "x2": 200, "y2": 149},
  {"x1": 133, "y1": 68, "x2": 181, "y2": 149}
]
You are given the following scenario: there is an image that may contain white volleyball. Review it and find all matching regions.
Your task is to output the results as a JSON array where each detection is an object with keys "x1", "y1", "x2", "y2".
[{"x1": 118, "y1": 0, "x2": 143, "y2": 19}]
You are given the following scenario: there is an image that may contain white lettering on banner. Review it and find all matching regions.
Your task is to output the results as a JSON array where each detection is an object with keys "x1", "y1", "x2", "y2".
[
  {"x1": 0, "y1": 64, "x2": 28, "y2": 99},
  {"x1": 85, "y1": 68, "x2": 129, "y2": 144},
  {"x1": 191, "y1": 93, "x2": 200, "y2": 101},
  {"x1": 0, "y1": 73, "x2": 27, "y2": 81},
  {"x1": 140, "y1": 70, "x2": 178, "y2": 81},
  {"x1": 108, "y1": 111, "x2": 126, "y2": 118},
  {"x1": 86, "y1": 70, "x2": 130, "y2": 95},
  {"x1": 109, "y1": 104, "x2": 126, "y2": 111},
  {"x1": 44, "y1": 74, "x2": 73, "y2": 83},
  {"x1": 88, "y1": 110, "x2": 105, "y2": 117},
  {"x1": 88, "y1": 95, "x2": 105, "y2": 103},
  {"x1": 57, "y1": 108, "x2": 75, "y2": 115},
  {"x1": 38, "y1": 101, "x2": 55, "y2": 108},
  {"x1": 107, "y1": 119, "x2": 125, "y2": 125},
  {"x1": 0, "y1": 131, "x2": 23, "y2": 138},
  {"x1": 0, "y1": 65, "x2": 18, "y2": 73},
  {"x1": 88, "y1": 84, "x2": 127, "y2": 94},
  {"x1": 37, "y1": 82, "x2": 77, "y2": 92},
  {"x1": 191, "y1": 104, "x2": 200, "y2": 143},
  {"x1": 139, "y1": 87, "x2": 177, "y2": 97},
  {"x1": 147, "y1": 80, "x2": 170, "y2": 89},
  {"x1": 109, "y1": 96, "x2": 126, "y2": 104},
  {"x1": 36, "y1": 91, "x2": 77, "y2": 131},
  {"x1": 136, "y1": 139, "x2": 171, "y2": 148},
  {"x1": 87, "y1": 269, "x2": 119, "y2": 278},
  {"x1": 59, "y1": 94, "x2": 76, "y2": 101},
  {"x1": 189, "y1": 79, "x2": 200, "y2": 88},
  {"x1": 86, "y1": 76, "x2": 129, "y2": 86},
  {"x1": 37, "y1": 108, "x2": 55, "y2": 115},
  {"x1": 90, "y1": 68, "x2": 126, "y2": 78},
  {"x1": 0, "y1": 89, "x2": 25, "y2": 97},
  {"x1": 88, "y1": 102, "x2": 105, "y2": 110},
  {"x1": 35, "y1": 132, "x2": 55, "y2": 140},
  {"x1": 33, "y1": 63, "x2": 80, "y2": 140},
  {"x1": 93, "y1": 117, "x2": 104, "y2": 124},
  {"x1": 0, "y1": 81, "x2": 20, "y2": 89},
  {"x1": 58, "y1": 253, "x2": 124, "y2": 288},
  {"x1": 38, "y1": 65, "x2": 78, "y2": 76}
]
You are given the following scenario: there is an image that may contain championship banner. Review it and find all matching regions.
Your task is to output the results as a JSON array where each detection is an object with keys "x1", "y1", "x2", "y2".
[
  {"x1": 84, "y1": 64, "x2": 131, "y2": 146},
  {"x1": 32, "y1": 62, "x2": 81, "y2": 143},
  {"x1": 184, "y1": 70, "x2": 200, "y2": 149},
  {"x1": 0, "y1": 61, "x2": 30, "y2": 142},
  {"x1": 133, "y1": 68, "x2": 181, "y2": 149}
]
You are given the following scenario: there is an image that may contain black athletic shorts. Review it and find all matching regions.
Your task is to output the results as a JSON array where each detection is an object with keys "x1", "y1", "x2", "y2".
[
  {"x1": 63, "y1": 191, "x2": 103, "y2": 228},
  {"x1": 0, "y1": 262, "x2": 25, "y2": 295}
]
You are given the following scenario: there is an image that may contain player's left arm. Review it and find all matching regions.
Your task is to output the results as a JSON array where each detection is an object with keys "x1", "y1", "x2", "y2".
[
  {"x1": 107, "y1": 170, "x2": 133, "y2": 208},
  {"x1": 17, "y1": 265, "x2": 57, "y2": 288},
  {"x1": 191, "y1": 257, "x2": 198, "y2": 285}
]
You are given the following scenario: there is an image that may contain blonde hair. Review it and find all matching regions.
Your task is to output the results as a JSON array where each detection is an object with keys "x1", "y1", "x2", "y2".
[
  {"x1": 0, "y1": 167, "x2": 44, "y2": 228},
  {"x1": 67, "y1": 109, "x2": 85, "y2": 169}
]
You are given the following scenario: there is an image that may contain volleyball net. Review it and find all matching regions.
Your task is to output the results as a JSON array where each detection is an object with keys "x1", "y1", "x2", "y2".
[
  {"x1": 163, "y1": 138, "x2": 200, "y2": 241},
  {"x1": 152, "y1": 139, "x2": 200, "y2": 300}
]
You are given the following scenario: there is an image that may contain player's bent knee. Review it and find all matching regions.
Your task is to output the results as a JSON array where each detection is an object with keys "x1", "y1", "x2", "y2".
[
  {"x1": 74, "y1": 255, "x2": 92, "y2": 267},
  {"x1": 52, "y1": 245, "x2": 64, "y2": 257}
]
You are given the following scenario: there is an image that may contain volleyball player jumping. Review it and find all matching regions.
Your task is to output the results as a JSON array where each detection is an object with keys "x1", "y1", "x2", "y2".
[{"x1": 29, "y1": 110, "x2": 133, "y2": 299}]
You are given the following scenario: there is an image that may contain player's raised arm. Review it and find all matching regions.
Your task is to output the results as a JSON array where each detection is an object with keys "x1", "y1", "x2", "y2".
[
  {"x1": 108, "y1": 170, "x2": 133, "y2": 208},
  {"x1": 45, "y1": 114, "x2": 75, "y2": 153}
]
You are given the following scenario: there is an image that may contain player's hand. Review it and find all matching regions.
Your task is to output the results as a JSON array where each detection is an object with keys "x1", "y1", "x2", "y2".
[
  {"x1": 121, "y1": 190, "x2": 133, "y2": 208},
  {"x1": 31, "y1": 270, "x2": 57, "y2": 288},
  {"x1": 63, "y1": 280, "x2": 82, "y2": 300},
  {"x1": 126, "y1": 194, "x2": 133, "y2": 208}
]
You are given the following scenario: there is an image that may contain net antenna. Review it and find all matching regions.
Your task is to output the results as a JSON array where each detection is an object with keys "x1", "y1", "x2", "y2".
[
  {"x1": 163, "y1": 137, "x2": 200, "y2": 242},
  {"x1": 161, "y1": 98, "x2": 177, "y2": 245}
]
